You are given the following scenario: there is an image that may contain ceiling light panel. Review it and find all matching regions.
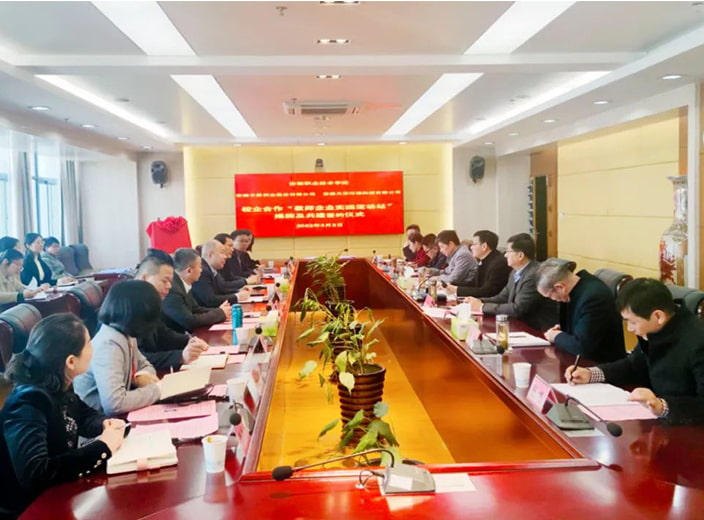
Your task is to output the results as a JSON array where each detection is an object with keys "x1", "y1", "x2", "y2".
[
  {"x1": 36, "y1": 75, "x2": 172, "y2": 139},
  {"x1": 465, "y1": 1, "x2": 576, "y2": 54},
  {"x1": 171, "y1": 75, "x2": 256, "y2": 138},
  {"x1": 92, "y1": 1, "x2": 195, "y2": 56},
  {"x1": 385, "y1": 73, "x2": 482, "y2": 136}
]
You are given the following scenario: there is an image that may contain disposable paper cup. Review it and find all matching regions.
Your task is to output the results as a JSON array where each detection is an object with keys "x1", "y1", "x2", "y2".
[
  {"x1": 266, "y1": 284, "x2": 276, "y2": 297},
  {"x1": 267, "y1": 260, "x2": 275, "y2": 268},
  {"x1": 226, "y1": 377, "x2": 247, "y2": 404},
  {"x1": 455, "y1": 320, "x2": 470, "y2": 341},
  {"x1": 513, "y1": 362, "x2": 532, "y2": 388},
  {"x1": 235, "y1": 327, "x2": 253, "y2": 345},
  {"x1": 202, "y1": 435, "x2": 228, "y2": 473}
]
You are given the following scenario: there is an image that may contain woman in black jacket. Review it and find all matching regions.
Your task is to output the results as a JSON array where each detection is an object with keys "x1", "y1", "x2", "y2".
[
  {"x1": 20, "y1": 233, "x2": 53, "y2": 287},
  {"x1": 0, "y1": 314, "x2": 125, "y2": 519}
]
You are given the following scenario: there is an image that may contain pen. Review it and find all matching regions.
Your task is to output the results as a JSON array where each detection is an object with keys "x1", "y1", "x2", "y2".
[{"x1": 569, "y1": 355, "x2": 581, "y2": 384}]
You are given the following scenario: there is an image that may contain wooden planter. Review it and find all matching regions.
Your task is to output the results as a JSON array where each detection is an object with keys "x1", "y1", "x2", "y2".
[{"x1": 338, "y1": 364, "x2": 386, "y2": 442}]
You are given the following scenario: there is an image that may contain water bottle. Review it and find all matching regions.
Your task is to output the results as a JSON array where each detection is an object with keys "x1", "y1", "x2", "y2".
[{"x1": 232, "y1": 303, "x2": 243, "y2": 328}]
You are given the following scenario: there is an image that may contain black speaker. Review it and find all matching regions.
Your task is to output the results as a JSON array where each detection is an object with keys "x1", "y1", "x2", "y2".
[
  {"x1": 150, "y1": 161, "x2": 168, "y2": 188},
  {"x1": 469, "y1": 156, "x2": 485, "y2": 184}
]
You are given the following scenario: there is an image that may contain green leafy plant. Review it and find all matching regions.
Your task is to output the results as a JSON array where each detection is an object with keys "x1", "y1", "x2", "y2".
[
  {"x1": 318, "y1": 401, "x2": 400, "y2": 466},
  {"x1": 303, "y1": 252, "x2": 349, "y2": 304}
]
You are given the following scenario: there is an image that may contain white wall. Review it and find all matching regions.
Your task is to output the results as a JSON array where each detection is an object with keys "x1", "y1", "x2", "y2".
[
  {"x1": 136, "y1": 151, "x2": 186, "y2": 255},
  {"x1": 79, "y1": 158, "x2": 140, "y2": 269},
  {"x1": 452, "y1": 148, "x2": 530, "y2": 244}
]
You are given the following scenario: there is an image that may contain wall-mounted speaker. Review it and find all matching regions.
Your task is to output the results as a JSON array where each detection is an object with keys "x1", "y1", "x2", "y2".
[
  {"x1": 469, "y1": 155, "x2": 485, "y2": 184},
  {"x1": 151, "y1": 160, "x2": 168, "y2": 188}
]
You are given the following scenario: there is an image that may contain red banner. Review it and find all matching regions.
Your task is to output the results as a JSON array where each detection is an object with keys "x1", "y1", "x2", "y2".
[{"x1": 234, "y1": 171, "x2": 404, "y2": 237}]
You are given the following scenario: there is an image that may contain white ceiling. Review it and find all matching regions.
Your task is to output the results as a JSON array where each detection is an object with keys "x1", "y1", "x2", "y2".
[{"x1": 0, "y1": 1, "x2": 702, "y2": 155}]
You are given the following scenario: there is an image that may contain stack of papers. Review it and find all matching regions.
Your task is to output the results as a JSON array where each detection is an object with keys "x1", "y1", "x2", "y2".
[
  {"x1": 551, "y1": 383, "x2": 657, "y2": 421},
  {"x1": 133, "y1": 414, "x2": 219, "y2": 441},
  {"x1": 127, "y1": 400, "x2": 216, "y2": 422},
  {"x1": 486, "y1": 332, "x2": 550, "y2": 347}
]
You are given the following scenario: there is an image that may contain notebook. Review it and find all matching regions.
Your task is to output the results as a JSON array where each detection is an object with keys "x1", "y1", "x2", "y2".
[
  {"x1": 107, "y1": 429, "x2": 178, "y2": 475},
  {"x1": 159, "y1": 366, "x2": 212, "y2": 400},
  {"x1": 486, "y1": 332, "x2": 551, "y2": 347},
  {"x1": 180, "y1": 354, "x2": 228, "y2": 370}
]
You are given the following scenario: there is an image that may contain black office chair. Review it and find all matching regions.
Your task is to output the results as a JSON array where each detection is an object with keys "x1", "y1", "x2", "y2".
[
  {"x1": 59, "y1": 246, "x2": 80, "y2": 276},
  {"x1": 70, "y1": 243, "x2": 93, "y2": 274},
  {"x1": 667, "y1": 285, "x2": 704, "y2": 320},
  {"x1": 67, "y1": 281, "x2": 104, "y2": 336},
  {"x1": 0, "y1": 304, "x2": 43, "y2": 361},
  {"x1": 594, "y1": 269, "x2": 634, "y2": 299},
  {"x1": 0, "y1": 319, "x2": 13, "y2": 370}
]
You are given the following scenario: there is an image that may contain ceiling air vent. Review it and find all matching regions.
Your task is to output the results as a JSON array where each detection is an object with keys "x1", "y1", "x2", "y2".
[{"x1": 283, "y1": 100, "x2": 361, "y2": 116}]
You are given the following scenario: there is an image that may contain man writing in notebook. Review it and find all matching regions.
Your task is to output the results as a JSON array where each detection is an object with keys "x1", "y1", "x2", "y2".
[{"x1": 567, "y1": 278, "x2": 704, "y2": 425}]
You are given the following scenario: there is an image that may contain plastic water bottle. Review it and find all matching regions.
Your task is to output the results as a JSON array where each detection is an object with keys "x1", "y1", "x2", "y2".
[{"x1": 232, "y1": 304, "x2": 243, "y2": 328}]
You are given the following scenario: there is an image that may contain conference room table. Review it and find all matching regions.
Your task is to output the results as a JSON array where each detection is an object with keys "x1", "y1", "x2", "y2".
[{"x1": 20, "y1": 259, "x2": 704, "y2": 519}]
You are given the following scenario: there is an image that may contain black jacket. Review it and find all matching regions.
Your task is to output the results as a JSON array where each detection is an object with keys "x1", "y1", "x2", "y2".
[
  {"x1": 481, "y1": 259, "x2": 559, "y2": 331},
  {"x1": 599, "y1": 307, "x2": 704, "y2": 425},
  {"x1": 0, "y1": 385, "x2": 110, "y2": 518},
  {"x1": 457, "y1": 249, "x2": 512, "y2": 298},
  {"x1": 224, "y1": 251, "x2": 256, "y2": 280},
  {"x1": 138, "y1": 318, "x2": 190, "y2": 371},
  {"x1": 428, "y1": 253, "x2": 447, "y2": 270},
  {"x1": 162, "y1": 274, "x2": 226, "y2": 333},
  {"x1": 554, "y1": 270, "x2": 626, "y2": 363},
  {"x1": 20, "y1": 253, "x2": 54, "y2": 287},
  {"x1": 192, "y1": 260, "x2": 243, "y2": 308}
]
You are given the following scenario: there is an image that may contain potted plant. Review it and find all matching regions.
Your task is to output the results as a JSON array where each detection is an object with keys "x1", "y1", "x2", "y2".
[{"x1": 303, "y1": 251, "x2": 349, "y2": 305}]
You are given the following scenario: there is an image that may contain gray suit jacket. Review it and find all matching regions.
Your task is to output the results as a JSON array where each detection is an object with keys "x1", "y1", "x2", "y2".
[
  {"x1": 439, "y1": 246, "x2": 478, "y2": 286},
  {"x1": 481, "y1": 259, "x2": 558, "y2": 331},
  {"x1": 74, "y1": 325, "x2": 161, "y2": 415}
]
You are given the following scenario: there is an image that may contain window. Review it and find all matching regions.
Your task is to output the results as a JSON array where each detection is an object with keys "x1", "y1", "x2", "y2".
[
  {"x1": 31, "y1": 150, "x2": 62, "y2": 237},
  {"x1": 0, "y1": 144, "x2": 9, "y2": 237}
]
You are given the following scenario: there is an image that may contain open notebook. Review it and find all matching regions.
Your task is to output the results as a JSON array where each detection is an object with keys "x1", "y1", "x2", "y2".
[
  {"x1": 181, "y1": 354, "x2": 228, "y2": 370},
  {"x1": 107, "y1": 429, "x2": 177, "y2": 475},
  {"x1": 159, "y1": 366, "x2": 212, "y2": 400}
]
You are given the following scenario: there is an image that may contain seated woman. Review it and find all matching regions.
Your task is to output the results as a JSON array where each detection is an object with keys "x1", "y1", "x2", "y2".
[
  {"x1": 40, "y1": 237, "x2": 75, "y2": 283},
  {"x1": 74, "y1": 280, "x2": 162, "y2": 415},
  {"x1": 0, "y1": 314, "x2": 125, "y2": 519},
  {"x1": 0, "y1": 249, "x2": 44, "y2": 304},
  {"x1": 0, "y1": 236, "x2": 22, "y2": 254},
  {"x1": 407, "y1": 232, "x2": 429, "y2": 267},
  {"x1": 21, "y1": 233, "x2": 55, "y2": 287}
]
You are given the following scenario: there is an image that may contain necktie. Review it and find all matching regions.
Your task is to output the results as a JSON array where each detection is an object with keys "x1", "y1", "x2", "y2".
[{"x1": 514, "y1": 271, "x2": 521, "y2": 284}]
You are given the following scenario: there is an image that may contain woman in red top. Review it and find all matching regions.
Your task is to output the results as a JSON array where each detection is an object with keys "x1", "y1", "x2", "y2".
[{"x1": 407, "y1": 232, "x2": 429, "y2": 267}]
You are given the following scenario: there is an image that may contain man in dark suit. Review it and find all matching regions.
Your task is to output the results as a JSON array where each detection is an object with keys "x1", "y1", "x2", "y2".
[
  {"x1": 536, "y1": 257, "x2": 626, "y2": 363},
  {"x1": 470, "y1": 233, "x2": 558, "y2": 330},
  {"x1": 192, "y1": 240, "x2": 251, "y2": 308},
  {"x1": 162, "y1": 248, "x2": 230, "y2": 333},
  {"x1": 453, "y1": 230, "x2": 511, "y2": 298},
  {"x1": 134, "y1": 252, "x2": 209, "y2": 370}
]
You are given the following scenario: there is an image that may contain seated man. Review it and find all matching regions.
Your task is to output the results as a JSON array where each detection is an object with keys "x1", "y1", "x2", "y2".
[
  {"x1": 40, "y1": 237, "x2": 75, "y2": 283},
  {"x1": 226, "y1": 229, "x2": 258, "y2": 279},
  {"x1": 192, "y1": 240, "x2": 251, "y2": 308},
  {"x1": 567, "y1": 278, "x2": 704, "y2": 425},
  {"x1": 422, "y1": 233, "x2": 447, "y2": 270},
  {"x1": 536, "y1": 258, "x2": 626, "y2": 363},
  {"x1": 469, "y1": 233, "x2": 558, "y2": 330},
  {"x1": 135, "y1": 252, "x2": 209, "y2": 370},
  {"x1": 402, "y1": 224, "x2": 421, "y2": 261},
  {"x1": 437, "y1": 230, "x2": 477, "y2": 286},
  {"x1": 162, "y1": 248, "x2": 230, "y2": 333},
  {"x1": 214, "y1": 232, "x2": 258, "y2": 287},
  {"x1": 453, "y1": 230, "x2": 511, "y2": 298},
  {"x1": 407, "y1": 231, "x2": 429, "y2": 267}
]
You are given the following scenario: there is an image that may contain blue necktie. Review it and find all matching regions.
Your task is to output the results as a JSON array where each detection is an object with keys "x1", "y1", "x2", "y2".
[{"x1": 514, "y1": 271, "x2": 520, "y2": 284}]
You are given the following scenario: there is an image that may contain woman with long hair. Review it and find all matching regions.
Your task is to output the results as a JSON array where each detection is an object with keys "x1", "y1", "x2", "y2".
[{"x1": 0, "y1": 314, "x2": 125, "y2": 519}]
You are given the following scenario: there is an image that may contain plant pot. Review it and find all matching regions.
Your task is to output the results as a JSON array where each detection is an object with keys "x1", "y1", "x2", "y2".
[{"x1": 338, "y1": 364, "x2": 386, "y2": 443}]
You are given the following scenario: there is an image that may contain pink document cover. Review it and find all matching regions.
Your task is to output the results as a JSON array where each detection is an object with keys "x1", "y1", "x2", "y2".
[
  {"x1": 204, "y1": 346, "x2": 239, "y2": 355},
  {"x1": 127, "y1": 400, "x2": 216, "y2": 422},
  {"x1": 210, "y1": 384, "x2": 227, "y2": 398},
  {"x1": 227, "y1": 354, "x2": 247, "y2": 364},
  {"x1": 584, "y1": 404, "x2": 657, "y2": 421},
  {"x1": 132, "y1": 413, "x2": 219, "y2": 440},
  {"x1": 209, "y1": 321, "x2": 257, "y2": 331}
]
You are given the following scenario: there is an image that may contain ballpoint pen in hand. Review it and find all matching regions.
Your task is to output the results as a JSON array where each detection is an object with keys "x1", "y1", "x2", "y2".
[{"x1": 569, "y1": 354, "x2": 581, "y2": 384}]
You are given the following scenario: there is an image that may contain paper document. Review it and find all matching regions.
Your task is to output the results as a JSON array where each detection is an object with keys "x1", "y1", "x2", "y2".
[
  {"x1": 209, "y1": 384, "x2": 227, "y2": 398},
  {"x1": 551, "y1": 383, "x2": 657, "y2": 420},
  {"x1": 107, "y1": 429, "x2": 177, "y2": 474},
  {"x1": 203, "y1": 345, "x2": 240, "y2": 355},
  {"x1": 127, "y1": 400, "x2": 216, "y2": 422},
  {"x1": 422, "y1": 307, "x2": 449, "y2": 319},
  {"x1": 27, "y1": 291, "x2": 48, "y2": 300},
  {"x1": 133, "y1": 413, "x2": 219, "y2": 440},
  {"x1": 227, "y1": 354, "x2": 247, "y2": 364},
  {"x1": 181, "y1": 354, "x2": 228, "y2": 370},
  {"x1": 245, "y1": 295, "x2": 267, "y2": 303},
  {"x1": 160, "y1": 366, "x2": 211, "y2": 400},
  {"x1": 486, "y1": 332, "x2": 550, "y2": 348}
]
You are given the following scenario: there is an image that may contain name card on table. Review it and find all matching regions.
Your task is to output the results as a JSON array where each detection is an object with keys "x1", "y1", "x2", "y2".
[
  {"x1": 526, "y1": 374, "x2": 556, "y2": 411},
  {"x1": 234, "y1": 421, "x2": 251, "y2": 464}
]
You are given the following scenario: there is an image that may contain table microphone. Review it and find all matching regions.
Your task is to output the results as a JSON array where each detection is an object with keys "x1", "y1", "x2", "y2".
[
  {"x1": 272, "y1": 448, "x2": 397, "y2": 481},
  {"x1": 565, "y1": 396, "x2": 623, "y2": 437}
]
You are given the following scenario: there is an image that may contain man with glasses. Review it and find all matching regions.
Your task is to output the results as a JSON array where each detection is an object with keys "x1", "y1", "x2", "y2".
[
  {"x1": 536, "y1": 257, "x2": 626, "y2": 363},
  {"x1": 468, "y1": 233, "x2": 557, "y2": 330},
  {"x1": 437, "y1": 230, "x2": 478, "y2": 287},
  {"x1": 450, "y1": 230, "x2": 511, "y2": 298}
]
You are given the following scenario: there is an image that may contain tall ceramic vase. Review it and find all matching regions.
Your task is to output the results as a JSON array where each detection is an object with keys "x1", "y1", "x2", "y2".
[{"x1": 659, "y1": 176, "x2": 688, "y2": 286}]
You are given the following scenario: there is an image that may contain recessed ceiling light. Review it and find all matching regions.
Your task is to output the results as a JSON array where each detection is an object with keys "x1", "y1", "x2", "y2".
[
  {"x1": 399, "y1": 141, "x2": 407, "y2": 145},
  {"x1": 316, "y1": 74, "x2": 342, "y2": 79},
  {"x1": 116, "y1": 136, "x2": 129, "y2": 141},
  {"x1": 661, "y1": 74, "x2": 683, "y2": 80},
  {"x1": 508, "y1": 132, "x2": 519, "y2": 136},
  {"x1": 484, "y1": 141, "x2": 494, "y2": 145},
  {"x1": 317, "y1": 142, "x2": 326, "y2": 146},
  {"x1": 543, "y1": 119, "x2": 557, "y2": 123},
  {"x1": 29, "y1": 105, "x2": 50, "y2": 111},
  {"x1": 81, "y1": 123, "x2": 96, "y2": 129},
  {"x1": 593, "y1": 100, "x2": 610, "y2": 105},
  {"x1": 316, "y1": 38, "x2": 350, "y2": 45},
  {"x1": 142, "y1": 145, "x2": 153, "y2": 151}
]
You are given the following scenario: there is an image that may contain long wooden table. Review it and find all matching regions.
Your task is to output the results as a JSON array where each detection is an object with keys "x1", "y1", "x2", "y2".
[{"x1": 20, "y1": 259, "x2": 704, "y2": 519}]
